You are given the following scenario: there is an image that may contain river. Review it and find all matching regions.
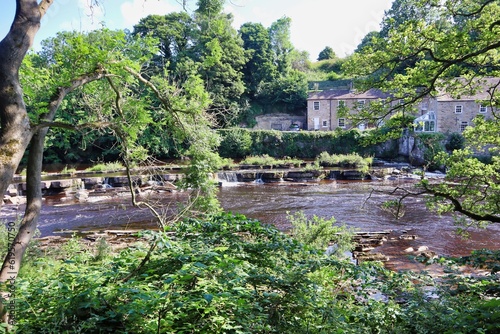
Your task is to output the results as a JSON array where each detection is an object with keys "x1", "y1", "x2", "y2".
[{"x1": 2, "y1": 178, "x2": 499, "y2": 273}]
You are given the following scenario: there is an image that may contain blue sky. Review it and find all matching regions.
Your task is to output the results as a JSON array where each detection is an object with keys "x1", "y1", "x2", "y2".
[{"x1": 1, "y1": 0, "x2": 393, "y2": 59}]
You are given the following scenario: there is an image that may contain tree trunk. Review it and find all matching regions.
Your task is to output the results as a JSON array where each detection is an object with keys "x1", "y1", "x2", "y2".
[
  {"x1": 0, "y1": 1, "x2": 53, "y2": 326},
  {"x1": 0, "y1": 129, "x2": 45, "y2": 325},
  {"x1": 0, "y1": 0, "x2": 51, "y2": 210}
]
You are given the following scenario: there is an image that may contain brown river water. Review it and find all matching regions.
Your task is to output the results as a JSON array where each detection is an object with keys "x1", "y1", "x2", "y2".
[{"x1": 2, "y1": 178, "x2": 499, "y2": 273}]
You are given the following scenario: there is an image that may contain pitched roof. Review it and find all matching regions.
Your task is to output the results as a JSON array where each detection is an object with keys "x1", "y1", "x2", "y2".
[
  {"x1": 436, "y1": 77, "x2": 500, "y2": 102},
  {"x1": 308, "y1": 88, "x2": 391, "y2": 100}
]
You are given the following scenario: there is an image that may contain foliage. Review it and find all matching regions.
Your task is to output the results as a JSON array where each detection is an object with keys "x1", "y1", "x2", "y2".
[
  {"x1": 346, "y1": 0, "x2": 500, "y2": 226},
  {"x1": 359, "y1": 112, "x2": 416, "y2": 146},
  {"x1": 288, "y1": 211, "x2": 355, "y2": 255},
  {"x1": 85, "y1": 161, "x2": 125, "y2": 173},
  {"x1": 445, "y1": 132, "x2": 465, "y2": 152},
  {"x1": 380, "y1": 199, "x2": 406, "y2": 219},
  {"x1": 218, "y1": 127, "x2": 252, "y2": 158},
  {"x1": 301, "y1": 160, "x2": 322, "y2": 172},
  {"x1": 316, "y1": 152, "x2": 373, "y2": 169},
  {"x1": 217, "y1": 128, "x2": 376, "y2": 159},
  {"x1": 10, "y1": 213, "x2": 498, "y2": 333},
  {"x1": 240, "y1": 154, "x2": 279, "y2": 166},
  {"x1": 317, "y1": 46, "x2": 336, "y2": 61},
  {"x1": 132, "y1": 12, "x2": 196, "y2": 74},
  {"x1": 416, "y1": 132, "x2": 446, "y2": 170},
  {"x1": 7, "y1": 214, "x2": 389, "y2": 333},
  {"x1": 239, "y1": 22, "x2": 277, "y2": 99}
]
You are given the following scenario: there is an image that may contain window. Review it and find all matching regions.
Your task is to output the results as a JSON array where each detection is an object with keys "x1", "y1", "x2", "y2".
[
  {"x1": 414, "y1": 111, "x2": 436, "y2": 132},
  {"x1": 313, "y1": 101, "x2": 320, "y2": 111},
  {"x1": 357, "y1": 100, "x2": 365, "y2": 109},
  {"x1": 460, "y1": 121, "x2": 468, "y2": 132},
  {"x1": 455, "y1": 105, "x2": 463, "y2": 113},
  {"x1": 322, "y1": 120, "x2": 328, "y2": 127},
  {"x1": 479, "y1": 105, "x2": 487, "y2": 113},
  {"x1": 338, "y1": 100, "x2": 346, "y2": 107},
  {"x1": 338, "y1": 118, "x2": 345, "y2": 128},
  {"x1": 424, "y1": 121, "x2": 435, "y2": 132}
]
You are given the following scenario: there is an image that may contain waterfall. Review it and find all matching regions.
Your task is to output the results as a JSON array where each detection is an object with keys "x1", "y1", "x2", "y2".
[
  {"x1": 217, "y1": 171, "x2": 239, "y2": 186},
  {"x1": 253, "y1": 173, "x2": 264, "y2": 184}
]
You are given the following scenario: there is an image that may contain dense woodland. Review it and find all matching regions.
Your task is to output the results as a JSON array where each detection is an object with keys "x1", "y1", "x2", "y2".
[
  {"x1": 32, "y1": 9, "x2": 346, "y2": 165},
  {"x1": 0, "y1": 0, "x2": 499, "y2": 332}
]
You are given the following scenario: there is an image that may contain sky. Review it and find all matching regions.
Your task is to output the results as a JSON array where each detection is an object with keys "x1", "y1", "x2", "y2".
[{"x1": 1, "y1": 0, "x2": 393, "y2": 60}]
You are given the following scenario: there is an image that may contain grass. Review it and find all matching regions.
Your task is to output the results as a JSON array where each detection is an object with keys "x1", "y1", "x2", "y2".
[
  {"x1": 85, "y1": 161, "x2": 124, "y2": 172},
  {"x1": 316, "y1": 152, "x2": 373, "y2": 168},
  {"x1": 240, "y1": 155, "x2": 303, "y2": 167}
]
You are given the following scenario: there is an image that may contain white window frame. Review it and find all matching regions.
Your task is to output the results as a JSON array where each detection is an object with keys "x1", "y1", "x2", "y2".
[
  {"x1": 357, "y1": 100, "x2": 366, "y2": 109},
  {"x1": 460, "y1": 121, "x2": 468, "y2": 132},
  {"x1": 322, "y1": 120, "x2": 328, "y2": 127},
  {"x1": 479, "y1": 105, "x2": 487, "y2": 113},
  {"x1": 313, "y1": 101, "x2": 320, "y2": 111},
  {"x1": 455, "y1": 105, "x2": 463, "y2": 113},
  {"x1": 338, "y1": 118, "x2": 346, "y2": 128},
  {"x1": 338, "y1": 100, "x2": 346, "y2": 107}
]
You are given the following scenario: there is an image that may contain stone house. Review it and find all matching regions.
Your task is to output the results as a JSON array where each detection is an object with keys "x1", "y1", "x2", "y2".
[
  {"x1": 306, "y1": 88, "x2": 391, "y2": 131},
  {"x1": 414, "y1": 77, "x2": 498, "y2": 133},
  {"x1": 307, "y1": 77, "x2": 499, "y2": 134}
]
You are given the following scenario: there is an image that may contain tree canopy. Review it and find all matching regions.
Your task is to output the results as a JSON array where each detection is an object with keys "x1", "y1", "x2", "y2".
[
  {"x1": 317, "y1": 46, "x2": 336, "y2": 61},
  {"x1": 345, "y1": 0, "x2": 500, "y2": 226}
]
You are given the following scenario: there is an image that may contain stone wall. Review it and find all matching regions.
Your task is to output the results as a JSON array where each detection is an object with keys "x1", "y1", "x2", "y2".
[{"x1": 254, "y1": 113, "x2": 306, "y2": 131}]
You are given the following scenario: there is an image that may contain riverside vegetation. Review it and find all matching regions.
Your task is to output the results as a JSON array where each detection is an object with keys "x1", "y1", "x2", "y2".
[
  {"x1": 4, "y1": 213, "x2": 500, "y2": 333},
  {"x1": 2, "y1": 0, "x2": 500, "y2": 331}
]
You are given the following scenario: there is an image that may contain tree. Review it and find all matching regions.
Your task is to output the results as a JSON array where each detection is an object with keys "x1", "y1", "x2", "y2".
[
  {"x1": 189, "y1": 0, "x2": 246, "y2": 126},
  {"x1": 354, "y1": 31, "x2": 380, "y2": 53},
  {"x1": 133, "y1": 12, "x2": 196, "y2": 74},
  {"x1": 0, "y1": 2, "x2": 218, "y2": 325},
  {"x1": 345, "y1": 0, "x2": 500, "y2": 226},
  {"x1": 239, "y1": 22, "x2": 277, "y2": 99},
  {"x1": 268, "y1": 16, "x2": 294, "y2": 74},
  {"x1": 317, "y1": 46, "x2": 335, "y2": 61}
]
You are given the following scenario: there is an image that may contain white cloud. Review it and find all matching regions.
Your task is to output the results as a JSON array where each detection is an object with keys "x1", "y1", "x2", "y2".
[
  {"x1": 120, "y1": 0, "x2": 176, "y2": 28},
  {"x1": 56, "y1": 0, "x2": 106, "y2": 33}
]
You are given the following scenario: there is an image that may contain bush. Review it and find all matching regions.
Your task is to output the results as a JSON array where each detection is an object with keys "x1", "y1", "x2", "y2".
[
  {"x1": 217, "y1": 128, "x2": 375, "y2": 159},
  {"x1": 85, "y1": 161, "x2": 124, "y2": 172},
  {"x1": 10, "y1": 213, "x2": 499, "y2": 333},
  {"x1": 445, "y1": 132, "x2": 465, "y2": 151},
  {"x1": 14, "y1": 213, "x2": 416, "y2": 333},
  {"x1": 317, "y1": 152, "x2": 372, "y2": 168},
  {"x1": 288, "y1": 211, "x2": 355, "y2": 255},
  {"x1": 218, "y1": 128, "x2": 252, "y2": 158}
]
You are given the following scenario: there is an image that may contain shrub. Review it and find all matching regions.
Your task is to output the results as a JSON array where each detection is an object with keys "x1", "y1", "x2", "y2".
[
  {"x1": 317, "y1": 152, "x2": 373, "y2": 174},
  {"x1": 240, "y1": 154, "x2": 278, "y2": 166},
  {"x1": 11, "y1": 213, "x2": 498, "y2": 333},
  {"x1": 216, "y1": 129, "x2": 374, "y2": 159},
  {"x1": 218, "y1": 128, "x2": 252, "y2": 158},
  {"x1": 445, "y1": 132, "x2": 465, "y2": 151},
  {"x1": 288, "y1": 211, "x2": 355, "y2": 255},
  {"x1": 86, "y1": 161, "x2": 124, "y2": 172}
]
